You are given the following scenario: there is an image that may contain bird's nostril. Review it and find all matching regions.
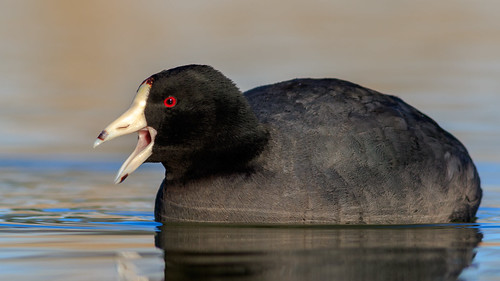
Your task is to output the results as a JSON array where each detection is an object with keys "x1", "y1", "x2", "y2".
[{"x1": 117, "y1": 125, "x2": 130, "y2": 129}]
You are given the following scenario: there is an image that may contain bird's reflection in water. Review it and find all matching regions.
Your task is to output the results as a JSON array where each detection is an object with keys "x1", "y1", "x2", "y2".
[{"x1": 155, "y1": 224, "x2": 481, "y2": 281}]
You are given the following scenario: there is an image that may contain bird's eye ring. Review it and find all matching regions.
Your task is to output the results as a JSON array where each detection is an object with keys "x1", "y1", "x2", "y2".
[{"x1": 164, "y1": 96, "x2": 177, "y2": 108}]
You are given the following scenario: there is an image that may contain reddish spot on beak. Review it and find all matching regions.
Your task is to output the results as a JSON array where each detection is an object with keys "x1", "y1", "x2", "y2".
[
  {"x1": 142, "y1": 77, "x2": 154, "y2": 86},
  {"x1": 119, "y1": 174, "x2": 129, "y2": 183},
  {"x1": 137, "y1": 76, "x2": 155, "y2": 92},
  {"x1": 97, "y1": 130, "x2": 108, "y2": 141}
]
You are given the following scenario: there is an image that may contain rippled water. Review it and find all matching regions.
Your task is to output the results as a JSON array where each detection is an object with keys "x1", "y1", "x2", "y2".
[
  {"x1": 0, "y1": 159, "x2": 163, "y2": 280},
  {"x1": 0, "y1": 158, "x2": 499, "y2": 280}
]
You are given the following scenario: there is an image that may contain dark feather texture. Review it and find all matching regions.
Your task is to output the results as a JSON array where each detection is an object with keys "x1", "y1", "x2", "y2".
[{"x1": 146, "y1": 65, "x2": 481, "y2": 224}]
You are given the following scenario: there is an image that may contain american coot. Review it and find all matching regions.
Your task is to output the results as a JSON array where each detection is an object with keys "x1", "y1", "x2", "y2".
[{"x1": 94, "y1": 65, "x2": 482, "y2": 224}]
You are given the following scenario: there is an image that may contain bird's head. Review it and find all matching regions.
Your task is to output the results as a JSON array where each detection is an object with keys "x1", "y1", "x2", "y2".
[{"x1": 94, "y1": 65, "x2": 267, "y2": 183}]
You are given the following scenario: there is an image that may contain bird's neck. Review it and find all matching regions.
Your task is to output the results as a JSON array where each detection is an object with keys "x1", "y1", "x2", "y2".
[{"x1": 159, "y1": 110, "x2": 270, "y2": 181}]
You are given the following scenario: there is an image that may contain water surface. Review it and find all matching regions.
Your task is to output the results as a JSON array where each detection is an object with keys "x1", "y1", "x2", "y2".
[{"x1": 1, "y1": 159, "x2": 500, "y2": 280}]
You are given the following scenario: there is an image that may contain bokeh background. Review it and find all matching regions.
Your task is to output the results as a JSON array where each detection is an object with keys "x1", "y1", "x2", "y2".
[
  {"x1": 1, "y1": 2, "x2": 499, "y2": 279},
  {"x1": 1, "y1": 0, "x2": 499, "y2": 162}
]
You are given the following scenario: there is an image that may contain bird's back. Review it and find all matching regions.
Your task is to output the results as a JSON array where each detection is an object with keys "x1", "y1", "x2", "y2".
[{"x1": 244, "y1": 78, "x2": 481, "y2": 223}]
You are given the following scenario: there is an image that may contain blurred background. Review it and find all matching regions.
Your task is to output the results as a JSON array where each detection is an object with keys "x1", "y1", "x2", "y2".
[
  {"x1": 1, "y1": 0, "x2": 499, "y2": 162},
  {"x1": 1, "y1": 2, "x2": 499, "y2": 279}
]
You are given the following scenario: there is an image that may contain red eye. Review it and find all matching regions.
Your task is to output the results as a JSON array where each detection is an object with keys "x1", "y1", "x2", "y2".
[{"x1": 164, "y1": 96, "x2": 177, "y2": 108}]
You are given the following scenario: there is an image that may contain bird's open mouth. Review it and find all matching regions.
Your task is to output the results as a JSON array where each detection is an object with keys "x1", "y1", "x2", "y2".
[
  {"x1": 93, "y1": 79, "x2": 155, "y2": 183},
  {"x1": 113, "y1": 126, "x2": 157, "y2": 184},
  {"x1": 94, "y1": 126, "x2": 156, "y2": 184}
]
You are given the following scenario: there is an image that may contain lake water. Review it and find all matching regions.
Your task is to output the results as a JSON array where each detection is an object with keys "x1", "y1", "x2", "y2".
[
  {"x1": 1, "y1": 1, "x2": 500, "y2": 280},
  {"x1": 1, "y1": 159, "x2": 500, "y2": 280}
]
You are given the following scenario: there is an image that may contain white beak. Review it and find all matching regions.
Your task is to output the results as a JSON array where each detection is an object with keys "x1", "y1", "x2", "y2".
[{"x1": 93, "y1": 82, "x2": 157, "y2": 184}]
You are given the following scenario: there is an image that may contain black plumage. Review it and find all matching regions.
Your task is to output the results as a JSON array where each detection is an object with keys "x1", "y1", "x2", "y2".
[{"x1": 107, "y1": 65, "x2": 483, "y2": 224}]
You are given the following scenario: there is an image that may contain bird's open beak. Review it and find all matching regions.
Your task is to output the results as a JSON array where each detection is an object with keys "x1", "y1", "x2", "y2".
[{"x1": 93, "y1": 81, "x2": 157, "y2": 184}]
